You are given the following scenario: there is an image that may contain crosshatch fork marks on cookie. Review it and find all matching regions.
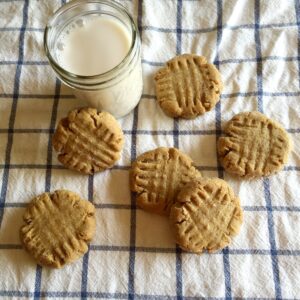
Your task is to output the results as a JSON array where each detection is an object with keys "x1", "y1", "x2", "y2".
[
  {"x1": 20, "y1": 190, "x2": 96, "y2": 268},
  {"x1": 218, "y1": 111, "x2": 292, "y2": 178},
  {"x1": 154, "y1": 54, "x2": 223, "y2": 119},
  {"x1": 170, "y1": 178, "x2": 243, "y2": 254},
  {"x1": 130, "y1": 147, "x2": 202, "y2": 215},
  {"x1": 52, "y1": 107, "x2": 124, "y2": 174}
]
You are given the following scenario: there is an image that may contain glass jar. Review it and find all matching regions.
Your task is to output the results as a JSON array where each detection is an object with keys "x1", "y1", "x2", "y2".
[{"x1": 44, "y1": 0, "x2": 143, "y2": 118}]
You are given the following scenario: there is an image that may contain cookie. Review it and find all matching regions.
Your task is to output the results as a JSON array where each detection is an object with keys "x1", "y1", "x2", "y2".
[
  {"x1": 154, "y1": 54, "x2": 223, "y2": 119},
  {"x1": 52, "y1": 107, "x2": 124, "y2": 174},
  {"x1": 130, "y1": 147, "x2": 201, "y2": 215},
  {"x1": 20, "y1": 190, "x2": 96, "y2": 268},
  {"x1": 170, "y1": 178, "x2": 243, "y2": 253},
  {"x1": 218, "y1": 111, "x2": 291, "y2": 178}
]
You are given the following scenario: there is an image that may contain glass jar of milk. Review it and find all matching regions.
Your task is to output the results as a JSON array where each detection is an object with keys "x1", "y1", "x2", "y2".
[{"x1": 44, "y1": 0, "x2": 143, "y2": 118}]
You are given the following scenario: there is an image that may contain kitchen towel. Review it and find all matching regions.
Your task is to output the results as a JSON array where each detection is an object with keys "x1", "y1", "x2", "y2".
[{"x1": 0, "y1": 0, "x2": 299, "y2": 299}]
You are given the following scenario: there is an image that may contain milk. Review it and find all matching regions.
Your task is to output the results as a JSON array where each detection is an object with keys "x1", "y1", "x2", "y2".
[
  {"x1": 56, "y1": 16, "x2": 131, "y2": 76},
  {"x1": 53, "y1": 14, "x2": 142, "y2": 118}
]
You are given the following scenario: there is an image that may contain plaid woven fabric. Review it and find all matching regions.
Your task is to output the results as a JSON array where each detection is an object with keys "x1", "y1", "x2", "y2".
[{"x1": 0, "y1": 0, "x2": 300, "y2": 298}]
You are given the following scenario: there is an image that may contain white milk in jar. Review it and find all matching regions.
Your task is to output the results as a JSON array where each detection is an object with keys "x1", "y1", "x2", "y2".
[
  {"x1": 55, "y1": 17, "x2": 131, "y2": 76},
  {"x1": 44, "y1": 0, "x2": 143, "y2": 118}
]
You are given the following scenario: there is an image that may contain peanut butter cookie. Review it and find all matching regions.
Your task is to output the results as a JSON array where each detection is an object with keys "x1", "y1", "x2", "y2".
[
  {"x1": 20, "y1": 190, "x2": 96, "y2": 268},
  {"x1": 218, "y1": 111, "x2": 291, "y2": 178},
  {"x1": 53, "y1": 107, "x2": 124, "y2": 174},
  {"x1": 170, "y1": 178, "x2": 243, "y2": 253},
  {"x1": 130, "y1": 147, "x2": 201, "y2": 215},
  {"x1": 154, "y1": 54, "x2": 223, "y2": 119}
]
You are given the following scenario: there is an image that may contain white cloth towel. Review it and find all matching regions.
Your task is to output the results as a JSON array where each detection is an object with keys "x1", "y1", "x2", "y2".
[{"x1": 0, "y1": 0, "x2": 299, "y2": 298}]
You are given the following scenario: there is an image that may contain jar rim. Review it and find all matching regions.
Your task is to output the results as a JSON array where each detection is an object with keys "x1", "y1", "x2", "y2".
[{"x1": 44, "y1": 0, "x2": 139, "y2": 83}]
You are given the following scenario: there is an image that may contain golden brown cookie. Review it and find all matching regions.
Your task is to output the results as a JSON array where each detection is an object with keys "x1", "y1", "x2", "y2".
[
  {"x1": 154, "y1": 54, "x2": 223, "y2": 119},
  {"x1": 20, "y1": 190, "x2": 96, "y2": 268},
  {"x1": 170, "y1": 178, "x2": 243, "y2": 253},
  {"x1": 53, "y1": 107, "x2": 124, "y2": 174},
  {"x1": 218, "y1": 111, "x2": 291, "y2": 178},
  {"x1": 130, "y1": 147, "x2": 201, "y2": 215}
]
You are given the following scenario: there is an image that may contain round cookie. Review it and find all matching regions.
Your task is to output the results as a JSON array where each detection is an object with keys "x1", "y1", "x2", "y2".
[
  {"x1": 170, "y1": 178, "x2": 243, "y2": 253},
  {"x1": 130, "y1": 147, "x2": 201, "y2": 215},
  {"x1": 218, "y1": 111, "x2": 291, "y2": 178},
  {"x1": 154, "y1": 54, "x2": 223, "y2": 119},
  {"x1": 53, "y1": 107, "x2": 124, "y2": 174},
  {"x1": 20, "y1": 190, "x2": 96, "y2": 268}
]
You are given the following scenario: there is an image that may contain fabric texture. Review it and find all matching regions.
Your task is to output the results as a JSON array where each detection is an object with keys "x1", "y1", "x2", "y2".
[{"x1": 0, "y1": 0, "x2": 300, "y2": 298}]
